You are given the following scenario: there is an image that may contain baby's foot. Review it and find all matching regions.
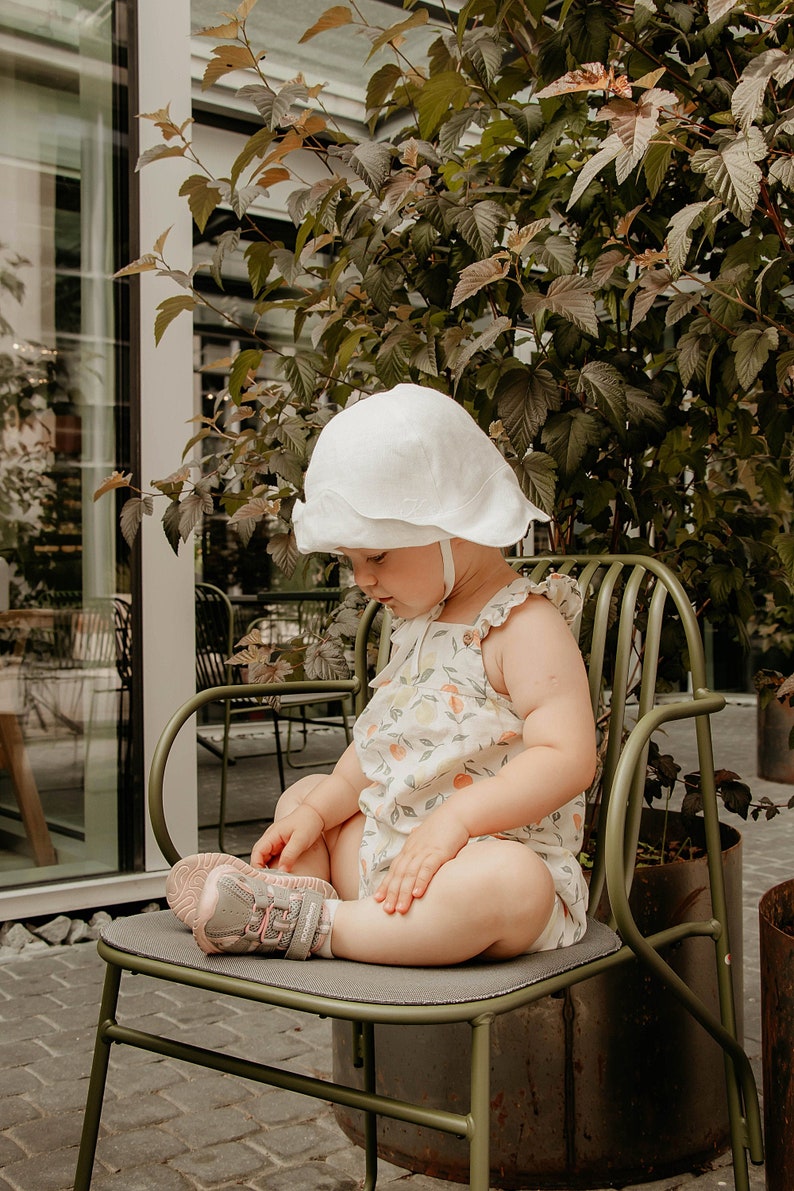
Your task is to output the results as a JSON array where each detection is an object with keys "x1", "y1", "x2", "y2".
[
  {"x1": 192, "y1": 866, "x2": 331, "y2": 959},
  {"x1": 166, "y1": 852, "x2": 337, "y2": 930}
]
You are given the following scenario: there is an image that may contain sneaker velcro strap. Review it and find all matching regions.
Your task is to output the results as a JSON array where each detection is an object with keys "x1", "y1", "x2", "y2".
[{"x1": 284, "y1": 889, "x2": 325, "y2": 960}]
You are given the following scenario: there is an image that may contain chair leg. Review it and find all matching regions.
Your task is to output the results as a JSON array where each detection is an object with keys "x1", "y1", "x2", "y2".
[
  {"x1": 358, "y1": 1021, "x2": 379, "y2": 1191},
  {"x1": 271, "y1": 712, "x2": 287, "y2": 791},
  {"x1": 74, "y1": 960, "x2": 123, "y2": 1190},
  {"x1": 469, "y1": 1015, "x2": 493, "y2": 1191},
  {"x1": 218, "y1": 702, "x2": 232, "y2": 854}
]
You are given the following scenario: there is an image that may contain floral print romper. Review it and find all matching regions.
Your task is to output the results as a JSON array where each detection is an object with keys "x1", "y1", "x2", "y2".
[{"x1": 352, "y1": 574, "x2": 589, "y2": 950}]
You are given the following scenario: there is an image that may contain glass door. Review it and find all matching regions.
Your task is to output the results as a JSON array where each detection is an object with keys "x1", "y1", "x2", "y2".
[{"x1": 0, "y1": 0, "x2": 130, "y2": 887}]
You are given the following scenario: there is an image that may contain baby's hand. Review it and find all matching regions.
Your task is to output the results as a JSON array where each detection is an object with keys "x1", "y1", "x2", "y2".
[
  {"x1": 250, "y1": 805, "x2": 325, "y2": 870},
  {"x1": 374, "y1": 807, "x2": 469, "y2": 914}
]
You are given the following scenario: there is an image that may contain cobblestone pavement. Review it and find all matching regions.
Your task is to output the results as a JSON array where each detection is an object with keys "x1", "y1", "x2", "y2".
[{"x1": 0, "y1": 701, "x2": 789, "y2": 1191}]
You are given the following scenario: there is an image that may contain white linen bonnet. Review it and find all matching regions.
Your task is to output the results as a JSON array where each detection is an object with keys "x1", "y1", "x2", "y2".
[{"x1": 292, "y1": 383, "x2": 549, "y2": 554}]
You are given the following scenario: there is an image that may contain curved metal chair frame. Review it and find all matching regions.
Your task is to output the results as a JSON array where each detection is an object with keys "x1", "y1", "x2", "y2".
[
  {"x1": 75, "y1": 556, "x2": 764, "y2": 1191},
  {"x1": 194, "y1": 583, "x2": 353, "y2": 852}
]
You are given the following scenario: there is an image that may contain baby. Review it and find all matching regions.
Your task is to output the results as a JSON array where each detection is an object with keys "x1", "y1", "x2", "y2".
[{"x1": 167, "y1": 384, "x2": 596, "y2": 966}]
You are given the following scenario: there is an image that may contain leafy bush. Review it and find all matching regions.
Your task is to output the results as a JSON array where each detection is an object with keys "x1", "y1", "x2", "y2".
[{"x1": 106, "y1": 0, "x2": 794, "y2": 650}]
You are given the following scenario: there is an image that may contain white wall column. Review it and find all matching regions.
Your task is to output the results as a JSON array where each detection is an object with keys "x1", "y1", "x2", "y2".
[{"x1": 137, "y1": 0, "x2": 197, "y2": 867}]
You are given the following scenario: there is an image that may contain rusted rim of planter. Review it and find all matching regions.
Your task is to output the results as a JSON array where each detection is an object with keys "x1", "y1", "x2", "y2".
[{"x1": 759, "y1": 877, "x2": 794, "y2": 938}]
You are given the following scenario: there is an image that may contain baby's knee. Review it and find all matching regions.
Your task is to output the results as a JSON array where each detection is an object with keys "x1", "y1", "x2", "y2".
[{"x1": 274, "y1": 773, "x2": 328, "y2": 818}]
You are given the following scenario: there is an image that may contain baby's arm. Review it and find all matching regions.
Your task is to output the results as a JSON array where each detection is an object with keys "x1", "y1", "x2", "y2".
[
  {"x1": 376, "y1": 596, "x2": 596, "y2": 913},
  {"x1": 251, "y1": 741, "x2": 368, "y2": 870}
]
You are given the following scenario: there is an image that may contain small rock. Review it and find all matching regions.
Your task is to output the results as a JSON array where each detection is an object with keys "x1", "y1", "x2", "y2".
[
  {"x1": 67, "y1": 919, "x2": 89, "y2": 944},
  {"x1": 141, "y1": 902, "x2": 162, "y2": 914},
  {"x1": 87, "y1": 910, "x2": 112, "y2": 940},
  {"x1": 0, "y1": 923, "x2": 37, "y2": 952},
  {"x1": 32, "y1": 915, "x2": 72, "y2": 945}
]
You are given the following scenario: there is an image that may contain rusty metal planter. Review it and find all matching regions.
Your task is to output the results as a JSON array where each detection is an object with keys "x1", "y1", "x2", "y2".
[
  {"x1": 757, "y1": 696, "x2": 794, "y2": 784},
  {"x1": 333, "y1": 810, "x2": 743, "y2": 1189},
  {"x1": 759, "y1": 878, "x2": 794, "y2": 1191}
]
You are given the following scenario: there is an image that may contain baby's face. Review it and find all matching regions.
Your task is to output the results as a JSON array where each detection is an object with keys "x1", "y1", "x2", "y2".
[{"x1": 342, "y1": 544, "x2": 447, "y2": 619}]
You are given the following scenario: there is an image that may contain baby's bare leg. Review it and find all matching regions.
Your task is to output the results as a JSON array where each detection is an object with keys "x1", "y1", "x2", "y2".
[
  {"x1": 330, "y1": 840, "x2": 556, "y2": 966},
  {"x1": 264, "y1": 775, "x2": 363, "y2": 901}
]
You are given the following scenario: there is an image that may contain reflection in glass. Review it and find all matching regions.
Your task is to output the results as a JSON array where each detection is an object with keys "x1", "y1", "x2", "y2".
[{"x1": 0, "y1": 2, "x2": 128, "y2": 887}]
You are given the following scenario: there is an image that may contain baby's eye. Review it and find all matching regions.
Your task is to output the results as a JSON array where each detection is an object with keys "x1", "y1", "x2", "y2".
[{"x1": 368, "y1": 553, "x2": 387, "y2": 565}]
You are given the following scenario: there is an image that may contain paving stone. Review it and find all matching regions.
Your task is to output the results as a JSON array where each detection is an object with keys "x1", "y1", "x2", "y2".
[
  {"x1": 244, "y1": 1087, "x2": 329, "y2": 1125},
  {"x1": 0, "y1": 1096, "x2": 41, "y2": 1130},
  {"x1": 162, "y1": 1071, "x2": 256, "y2": 1112},
  {"x1": 0, "y1": 993, "x2": 67, "y2": 1020},
  {"x1": 0, "y1": 1039, "x2": 49, "y2": 1069},
  {"x1": 9, "y1": 1108, "x2": 84, "y2": 1155},
  {"x1": 1, "y1": 1144, "x2": 83, "y2": 1191},
  {"x1": 105, "y1": 1059, "x2": 187, "y2": 1097},
  {"x1": 169, "y1": 1139, "x2": 272, "y2": 1186},
  {"x1": 0, "y1": 1069, "x2": 40, "y2": 1099},
  {"x1": 0, "y1": 1015, "x2": 61, "y2": 1044},
  {"x1": 90, "y1": 1164, "x2": 194, "y2": 1191},
  {"x1": 37, "y1": 999, "x2": 104, "y2": 1030},
  {"x1": 25, "y1": 1049, "x2": 92, "y2": 1083},
  {"x1": 156, "y1": 997, "x2": 239, "y2": 1025},
  {"x1": 260, "y1": 1120, "x2": 348, "y2": 1161},
  {"x1": 37, "y1": 1026, "x2": 101, "y2": 1057},
  {"x1": 154, "y1": 1021, "x2": 239, "y2": 1050},
  {"x1": 41, "y1": 982, "x2": 105, "y2": 1008},
  {"x1": 248, "y1": 1161, "x2": 358, "y2": 1191},
  {"x1": 326, "y1": 1142, "x2": 413, "y2": 1187},
  {"x1": 104, "y1": 1040, "x2": 177, "y2": 1067},
  {"x1": 218, "y1": 1030, "x2": 312, "y2": 1065},
  {"x1": 165, "y1": 1103, "x2": 260, "y2": 1147},
  {"x1": 95, "y1": 1126, "x2": 188, "y2": 1172},
  {"x1": 27, "y1": 1077, "x2": 97, "y2": 1114},
  {"x1": 0, "y1": 1133, "x2": 26, "y2": 1167},
  {"x1": 96, "y1": 1092, "x2": 181, "y2": 1132}
]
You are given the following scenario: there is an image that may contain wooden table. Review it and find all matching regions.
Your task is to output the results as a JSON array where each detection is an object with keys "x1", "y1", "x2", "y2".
[{"x1": 0, "y1": 610, "x2": 57, "y2": 866}]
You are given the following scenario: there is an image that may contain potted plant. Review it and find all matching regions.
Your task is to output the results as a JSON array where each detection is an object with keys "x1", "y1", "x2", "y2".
[
  {"x1": 759, "y1": 877, "x2": 794, "y2": 1191},
  {"x1": 105, "y1": 0, "x2": 794, "y2": 1181},
  {"x1": 752, "y1": 587, "x2": 794, "y2": 782},
  {"x1": 754, "y1": 666, "x2": 794, "y2": 783}
]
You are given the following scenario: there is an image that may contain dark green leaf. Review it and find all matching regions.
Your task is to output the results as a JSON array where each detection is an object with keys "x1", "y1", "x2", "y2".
[
  {"x1": 161, "y1": 499, "x2": 182, "y2": 555},
  {"x1": 228, "y1": 349, "x2": 264, "y2": 401},
  {"x1": 415, "y1": 72, "x2": 471, "y2": 140},
  {"x1": 454, "y1": 201, "x2": 506, "y2": 258},
  {"x1": 120, "y1": 496, "x2": 153, "y2": 547},
  {"x1": 178, "y1": 175, "x2": 222, "y2": 234},
  {"x1": 349, "y1": 141, "x2": 394, "y2": 192},
  {"x1": 154, "y1": 295, "x2": 196, "y2": 345},
  {"x1": 541, "y1": 409, "x2": 602, "y2": 476}
]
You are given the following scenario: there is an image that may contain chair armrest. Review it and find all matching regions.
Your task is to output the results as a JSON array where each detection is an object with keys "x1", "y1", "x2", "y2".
[
  {"x1": 148, "y1": 677, "x2": 361, "y2": 865},
  {"x1": 599, "y1": 689, "x2": 763, "y2": 1121},
  {"x1": 602, "y1": 689, "x2": 726, "y2": 928}
]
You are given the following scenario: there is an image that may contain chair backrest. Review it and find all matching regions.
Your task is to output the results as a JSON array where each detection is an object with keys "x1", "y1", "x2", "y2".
[
  {"x1": 195, "y1": 582, "x2": 237, "y2": 691},
  {"x1": 154, "y1": 557, "x2": 719, "y2": 900},
  {"x1": 511, "y1": 555, "x2": 717, "y2": 915},
  {"x1": 113, "y1": 597, "x2": 133, "y2": 690},
  {"x1": 247, "y1": 588, "x2": 343, "y2": 653}
]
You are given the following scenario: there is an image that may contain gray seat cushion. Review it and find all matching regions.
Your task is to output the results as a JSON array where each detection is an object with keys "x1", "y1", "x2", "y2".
[{"x1": 102, "y1": 910, "x2": 621, "y2": 1008}]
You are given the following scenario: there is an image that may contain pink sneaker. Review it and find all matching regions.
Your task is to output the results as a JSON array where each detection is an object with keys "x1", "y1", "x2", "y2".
[
  {"x1": 192, "y1": 866, "x2": 331, "y2": 959},
  {"x1": 166, "y1": 852, "x2": 337, "y2": 931}
]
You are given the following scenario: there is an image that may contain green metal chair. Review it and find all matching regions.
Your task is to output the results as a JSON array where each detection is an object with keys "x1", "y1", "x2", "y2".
[
  {"x1": 74, "y1": 556, "x2": 764, "y2": 1191},
  {"x1": 194, "y1": 582, "x2": 353, "y2": 852},
  {"x1": 244, "y1": 587, "x2": 353, "y2": 772}
]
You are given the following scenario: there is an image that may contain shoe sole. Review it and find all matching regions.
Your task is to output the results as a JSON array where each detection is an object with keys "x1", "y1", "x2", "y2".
[{"x1": 166, "y1": 852, "x2": 337, "y2": 930}]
